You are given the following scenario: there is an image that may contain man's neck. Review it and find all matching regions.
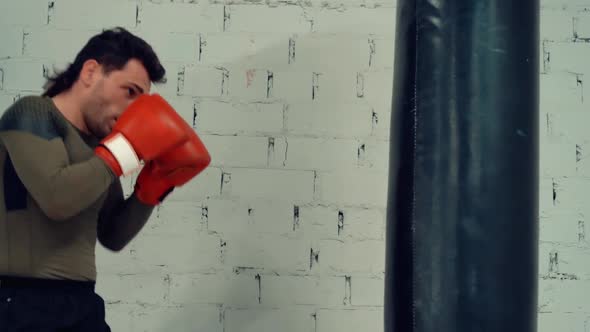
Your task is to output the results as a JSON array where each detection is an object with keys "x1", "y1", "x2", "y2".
[{"x1": 50, "y1": 91, "x2": 90, "y2": 134}]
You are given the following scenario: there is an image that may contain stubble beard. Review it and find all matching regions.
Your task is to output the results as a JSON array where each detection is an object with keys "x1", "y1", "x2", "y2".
[{"x1": 82, "y1": 92, "x2": 109, "y2": 140}]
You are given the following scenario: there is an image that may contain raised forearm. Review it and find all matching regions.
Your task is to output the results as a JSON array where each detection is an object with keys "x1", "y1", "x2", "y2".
[
  {"x1": 2, "y1": 132, "x2": 115, "y2": 221},
  {"x1": 97, "y1": 192, "x2": 155, "y2": 251}
]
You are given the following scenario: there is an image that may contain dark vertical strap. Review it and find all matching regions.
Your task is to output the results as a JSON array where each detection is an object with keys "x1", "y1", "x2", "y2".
[{"x1": 4, "y1": 153, "x2": 27, "y2": 210}]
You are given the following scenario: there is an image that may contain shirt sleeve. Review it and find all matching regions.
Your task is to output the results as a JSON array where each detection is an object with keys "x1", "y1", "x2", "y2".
[
  {"x1": 0, "y1": 98, "x2": 115, "y2": 221},
  {"x1": 97, "y1": 181, "x2": 155, "y2": 251}
]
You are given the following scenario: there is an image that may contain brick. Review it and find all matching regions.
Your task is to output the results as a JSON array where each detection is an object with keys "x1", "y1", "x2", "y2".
[
  {"x1": 370, "y1": 104, "x2": 391, "y2": 139},
  {"x1": 552, "y1": 177, "x2": 584, "y2": 209},
  {"x1": 283, "y1": 137, "x2": 358, "y2": 171},
  {"x1": 541, "y1": 242, "x2": 560, "y2": 278},
  {"x1": 311, "y1": 7, "x2": 395, "y2": 35},
  {"x1": 537, "y1": 313, "x2": 586, "y2": 332},
  {"x1": 227, "y1": 67, "x2": 270, "y2": 100},
  {"x1": 222, "y1": 233, "x2": 309, "y2": 272},
  {"x1": 96, "y1": 272, "x2": 169, "y2": 305},
  {"x1": 546, "y1": 112, "x2": 590, "y2": 144},
  {"x1": 138, "y1": 2, "x2": 224, "y2": 33},
  {"x1": 350, "y1": 276, "x2": 384, "y2": 306},
  {"x1": 293, "y1": 35, "x2": 370, "y2": 72},
  {"x1": 541, "y1": 10, "x2": 574, "y2": 41},
  {"x1": 158, "y1": 95, "x2": 196, "y2": 127},
  {"x1": 540, "y1": 141, "x2": 576, "y2": 177},
  {"x1": 545, "y1": 41, "x2": 590, "y2": 74},
  {"x1": 574, "y1": 141, "x2": 590, "y2": 177},
  {"x1": 357, "y1": 138, "x2": 389, "y2": 170},
  {"x1": 538, "y1": 242, "x2": 590, "y2": 280},
  {"x1": 574, "y1": 14, "x2": 590, "y2": 40},
  {"x1": 145, "y1": 201, "x2": 205, "y2": 235},
  {"x1": 539, "y1": 209, "x2": 584, "y2": 244},
  {"x1": 206, "y1": 198, "x2": 294, "y2": 235},
  {"x1": 194, "y1": 100, "x2": 284, "y2": 135},
  {"x1": 201, "y1": 134, "x2": 269, "y2": 168},
  {"x1": 270, "y1": 71, "x2": 313, "y2": 101},
  {"x1": 104, "y1": 303, "x2": 134, "y2": 331},
  {"x1": 261, "y1": 275, "x2": 345, "y2": 306},
  {"x1": 225, "y1": 308, "x2": 315, "y2": 332},
  {"x1": 166, "y1": 167, "x2": 222, "y2": 202},
  {"x1": 130, "y1": 232, "x2": 223, "y2": 273},
  {"x1": 0, "y1": 0, "x2": 48, "y2": 26},
  {"x1": 317, "y1": 169, "x2": 388, "y2": 207},
  {"x1": 541, "y1": 0, "x2": 590, "y2": 9},
  {"x1": 551, "y1": 178, "x2": 590, "y2": 209},
  {"x1": 129, "y1": 29, "x2": 199, "y2": 63},
  {"x1": 298, "y1": 204, "x2": 339, "y2": 238},
  {"x1": 285, "y1": 101, "x2": 372, "y2": 138},
  {"x1": 0, "y1": 58, "x2": 47, "y2": 92},
  {"x1": 48, "y1": 0, "x2": 136, "y2": 29},
  {"x1": 181, "y1": 65, "x2": 226, "y2": 97},
  {"x1": 538, "y1": 279, "x2": 590, "y2": 313},
  {"x1": 317, "y1": 239, "x2": 385, "y2": 275},
  {"x1": 538, "y1": 243, "x2": 552, "y2": 278},
  {"x1": 314, "y1": 70, "x2": 360, "y2": 102},
  {"x1": 539, "y1": 177, "x2": 554, "y2": 214},
  {"x1": 22, "y1": 28, "x2": 99, "y2": 62},
  {"x1": 368, "y1": 36, "x2": 395, "y2": 68},
  {"x1": 0, "y1": 27, "x2": 23, "y2": 59},
  {"x1": 169, "y1": 273, "x2": 258, "y2": 305},
  {"x1": 541, "y1": 39, "x2": 549, "y2": 74},
  {"x1": 307, "y1": 0, "x2": 389, "y2": 6},
  {"x1": 199, "y1": 33, "x2": 290, "y2": 69},
  {"x1": 149, "y1": 61, "x2": 183, "y2": 97},
  {"x1": 131, "y1": 304, "x2": 223, "y2": 332},
  {"x1": 340, "y1": 207, "x2": 385, "y2": 240},
  {"x1": 267, "y1": 136, "x2": 288, "y2": 167},
  {"x1": 540, "y1": 71, "x2": 583, "y2": 114},
  {"x1": 225, "y1": 5, "x2": 311, "y2": 33},
  {"x1": 316, "y1": 309, "x2": 383, "y2": 332},
  {"x1": 537, "y1": 111, "x2": 559, "y2": 144},
  {"x1": 223, "y1": 168, "x2": 315, "y2": 202},
  {"x1": 360, "y1": 69, "x2": 394, "y2": 114}
]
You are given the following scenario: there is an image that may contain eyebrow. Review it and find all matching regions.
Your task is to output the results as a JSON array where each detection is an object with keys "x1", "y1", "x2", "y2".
[{"x1": 129, "y1": 82, "x2": 144, "y2": 94}]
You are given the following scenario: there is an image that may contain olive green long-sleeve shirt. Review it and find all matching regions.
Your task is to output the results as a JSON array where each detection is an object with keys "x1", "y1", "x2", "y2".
[{"x1": 0, "y1": 95, "x2": 154, "y2": 281}]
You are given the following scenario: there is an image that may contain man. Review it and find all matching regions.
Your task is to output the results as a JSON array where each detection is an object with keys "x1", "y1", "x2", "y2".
[{"x1": 0, "y1": 27, "x2": 210, "y2": 331}]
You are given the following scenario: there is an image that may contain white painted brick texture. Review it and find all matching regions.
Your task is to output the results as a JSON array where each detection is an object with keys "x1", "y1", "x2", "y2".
[
  {"x1": 56, "y1": 1, "x2": 389, "y2": 329},
  {"x1": 539, "y1": 3, "x2": 590, "y2": 331},
  {"x1": 3, "y1": 0, "x2": 581, "y2": 331}
]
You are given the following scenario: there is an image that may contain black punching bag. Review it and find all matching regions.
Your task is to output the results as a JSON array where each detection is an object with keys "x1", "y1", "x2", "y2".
[{"x1": 384, "y1": 1, "x2": 540, "y2": 331}]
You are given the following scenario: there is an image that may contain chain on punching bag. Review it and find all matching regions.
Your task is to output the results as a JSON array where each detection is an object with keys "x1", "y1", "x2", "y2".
[{"x1": 384, "y1": 1, "x2": 540, "y2": 331}]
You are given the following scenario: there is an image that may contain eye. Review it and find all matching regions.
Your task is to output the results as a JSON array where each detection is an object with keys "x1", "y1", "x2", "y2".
[{"x1": 127, "y1": 87, "x2": 136, "y2": 97}]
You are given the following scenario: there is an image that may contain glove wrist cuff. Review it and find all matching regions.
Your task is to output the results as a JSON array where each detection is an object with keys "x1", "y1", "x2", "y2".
[{"x1": 101, "y1": 133, "x2": 142, "y2": 176}]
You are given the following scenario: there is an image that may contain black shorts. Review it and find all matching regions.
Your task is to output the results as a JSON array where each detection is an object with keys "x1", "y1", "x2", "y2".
[{"x1": 0, "y1": 275, "x2": 111, "y2": 332}]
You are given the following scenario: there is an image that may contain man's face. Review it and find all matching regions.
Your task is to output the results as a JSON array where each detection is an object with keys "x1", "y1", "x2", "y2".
[{"x1": 82, "y1": 58, "x2": 151, "y2": 139}]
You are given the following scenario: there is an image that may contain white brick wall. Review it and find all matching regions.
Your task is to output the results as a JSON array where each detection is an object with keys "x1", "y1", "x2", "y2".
[
  {"x1": 540, "y1": 1, "x2": 590, "y2": 329},
  {"x1": 1, "y1": 0, "x2": 584, "y2": 331}
]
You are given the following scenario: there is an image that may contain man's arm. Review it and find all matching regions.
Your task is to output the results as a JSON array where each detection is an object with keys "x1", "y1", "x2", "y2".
[
  {"x1": 0, "y1": 99, "x2": 115, "y2": 221},
  {"x1": 97, "y1": 181, "x2": 155, "y2": 252}
]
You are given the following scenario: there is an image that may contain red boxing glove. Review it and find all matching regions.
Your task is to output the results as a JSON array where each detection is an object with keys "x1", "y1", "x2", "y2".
[
  {"x1": 134, "y1": 127, "x2": 211, "y2": 205},
  {"x1": 95, "y1": 94, "x2": 189, "y2": 177}
]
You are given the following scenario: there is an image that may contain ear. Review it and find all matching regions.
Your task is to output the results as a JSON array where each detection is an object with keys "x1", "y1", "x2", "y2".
[{"x1": 79, "y1": 59, "x2": 101, "y2": 87}]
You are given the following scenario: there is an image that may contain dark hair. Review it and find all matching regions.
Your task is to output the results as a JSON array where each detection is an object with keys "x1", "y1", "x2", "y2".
[{"x1": 42, "y1": 27, "x2": 166, "y2": 97}]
